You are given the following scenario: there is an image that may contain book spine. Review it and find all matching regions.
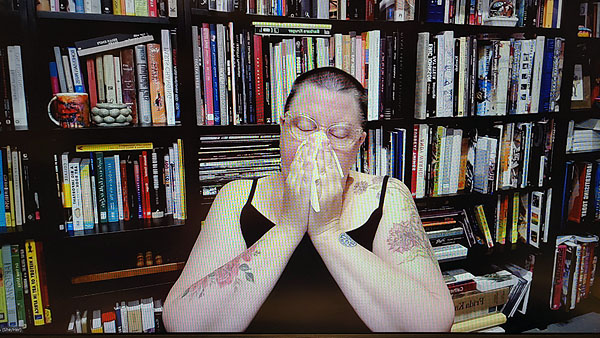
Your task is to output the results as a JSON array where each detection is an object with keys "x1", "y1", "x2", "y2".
[
  {"x1": 113, "y1": 56, "x2": 123, "y2": 103},
  {"x1": 141, "y1": 151, "x2": 151, "y2": 218},
  {"x1": 171, "y1": 29, "x2": 180, "y2": 122},
  {"x1": 24, "y1": 240, "x2": 44, "y2": 326},
  {"x1": 2, "y1": 245, "x2": 17, "y2": 327},
  {"x1": 134, "y1": 45, "x2": 152, "y2": 126},
  {"x1": 104, "y1": 156, "x2": 118, "y2": 222},
  {"x1": 10, "y1": 245, "x2": 25, "y2": 328},
  {"x1": 6, "y1": 46, "x2": 27, "y2": 130},
  {"x1": 147, "y1": 43, "x2": 166, "y2": 124},
  {"x1": 102, "y1": 54, "x2": 116, "y2": 103},
  {"x1": 10, "y1": 150, "x2": 22, "y2": 226},
  {"x1": 67, "y1": 47, "x2": 85, "y2": 93},
  {"x1": 69, "y1": 159, "x2": 84, "y2": 231},
  {"x1": 475, "y1": 204, "x2": 494, "y2": 248},
  {"x1": 89, "y1": 153, "x2": 99, "y2": 225},
  {"x1": 120, "y1": 48, "x2": 137, "y2": 125},
  {"x1": 94, "y1": 152, "x2": 108, "y2": 223},
  {"x1": 0, "y1": 48, "x2": 14, "y2": 131},
  {"x1": 34, "y1": 242, "x2": 51, "y2": 324},
  {"x1": 95, "y1": 56, "x2": 106, "y2": 103},
  {"x1": 134, "y1": 0, "x2": 148, "y2": 15},
  {"x1": 216, "y1": 24, "x2": 228, "y2": 125},
  {"x1": 191, "y1": 26, "x2": 205, "y2": 125},
  {"x1": 85, "y1": 58, "x2": 97, "y2": 107},
  {"x1": 114, "y1": 155, "x2": 124, "y2": 220},
  {"x1": 79, "y1": 160, "x2": 94, "y2": 229},
  {"x1": 148, "y1": 0, "x2": 157, "y2": 16},
  {"x1": 209, "y1": 24, "x2": 221, "y2": 125},
  {"x1": 177, "y1": 139, "x2": 186, "y2": 219},
  {"x1": 160, "y1": 30, "x2": 176, "y2": 126},
  {"x1": 120, "y1": 160, "x2": 130, "y2": 221},
  {"x1": 201, "y1": 24, "x2": 214, "y2": 125},
  {"x1": 0, "y1": 150, "x2": 5, "y2": 227},
  {"x1": 254, "y1": 34, "x2": 265, "y2": 124},
  {"x1": 133, "y1": 160, "x2": 143, "y2": 219}
]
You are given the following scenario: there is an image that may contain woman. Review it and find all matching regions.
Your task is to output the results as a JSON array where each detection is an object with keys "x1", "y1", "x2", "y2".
[{"x1": 163, "y1": 67, "x2": 454, "y2": 332}]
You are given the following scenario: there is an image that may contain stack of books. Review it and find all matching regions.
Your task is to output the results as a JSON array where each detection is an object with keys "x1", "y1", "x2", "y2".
[
  {"x1": 566, "y1": 119, "x2": 600, "y2": 154},
  {"x1": 415, "y1": 33, "x2": 565, "y2": 118},
  {"x1": 426, "y1": 0, "x2": 563, "y2": 28},
  {"x1": 36, "y1": 0, "x2": 177, "y2": 17},
  {"x1": 68, "y1": 298, "x2": 163, "y2": 333},
  {"x1": 0, "y1": 146, "x2": 40, "y2": 228},
  {"x1": 411, "y1": 120, "x2": 555, "y2": 198},
  {"x1": 0, "y1": 45, "x2": 27, "y2": 131},
  {"x1": 549, "y1": 235, "x2": 598, "y2": 311},
  {"x1": 199, "y1": 133, "x2": 280, "y2": 199},
  {"x1": 0, "y1": 241, "x2": 52, "y2": 331},
  {"x1": 54, "y1": 141, "x2": 186, "y2": 232},
  {"x1": 51, "y1": 30, "x2": 180, "y2": 127},
  {"x1": 419, "y1": 207, "x2": 471, "y2": 262},
  {"x1": 357, "y1": 127, "x2": 407, "y2": 180}
]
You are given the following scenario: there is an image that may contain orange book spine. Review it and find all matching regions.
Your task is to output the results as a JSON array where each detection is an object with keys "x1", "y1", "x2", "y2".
[{"x1": 146, "y1": 43, "x2": 166, "y2": 125}]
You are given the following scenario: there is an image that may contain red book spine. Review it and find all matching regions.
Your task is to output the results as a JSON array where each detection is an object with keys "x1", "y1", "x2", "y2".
[
  {"x1": 253, "y1": 34, "x2": 264, "y2": 124},
  {"x1": 120, "y1": 160, "x2": 130, "y2": 221},
  {"x1": 201, "y1": 23, "x2": 214, "y2": 126},
  {"x1": 138, "y1": 154, "x2": 147, "y2": 218},
  {"x1": 569, "y1": 163, "x2": 589, "y2": 223},
  {"x1": 552, "y1": 244, "x2": 567, "y2": 310},
  {"x1": 584, "y1": 242, "x2": 596, "y2": 298},
  {"x1": 141, "y1": 151, "x2": 151, "y2": 219},
  {"x1": 134, "y1": 160, "x2": 143, "y2": 219},
  {"x1": 365, "y1": 0, "x2": 375, "y2": 21},
  {"x1": 148, "y1": 0, "x2": 157, "y2": 17},
  {"x1": 86, "y1": 58, "x2": 97, "y2": 108},
  {"x1": 447, "y1": 280, "x2": 477, "y2": 296},
  {"x1": 411, "y1": 125, "x2": 419, "y2": 197},
  {"x1": 50, "y1": 63, "x2": 60, "y2": 95}
]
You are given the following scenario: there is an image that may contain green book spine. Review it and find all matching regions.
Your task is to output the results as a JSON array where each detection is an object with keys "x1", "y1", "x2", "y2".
[
  {"x1": 0, "y1": 248, "x2": 7, "y2": 324},
  {"x1": 11, "y1": 245, "x2": 26, "y2": 328},
  {"x1": 95, "y1": 152, "x2": 108, "y2": 223},
  {"x1": 2, "y1": 245, "x2": 16, "y2": 327}
]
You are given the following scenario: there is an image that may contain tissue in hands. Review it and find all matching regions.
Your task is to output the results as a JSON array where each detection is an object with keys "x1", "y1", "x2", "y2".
[{"x1": 304, "y1": 133, "x2": 344, "y2": 213}]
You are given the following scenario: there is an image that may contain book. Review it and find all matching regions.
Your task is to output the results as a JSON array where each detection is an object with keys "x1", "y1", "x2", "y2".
[
  {"x1": 75, "y1": 33, "x2": 154, "y2": 57},
  {"x1": 134, "y1": 45, "x2": 152, "y2": 126},
  {"x1": 68, "y1": 158, "x2": 84, "y2": 231},
  {"x1": 24, "y1": 240, "x2": 44, "y2": 326},
  {"x1": 161, "y1": 30, "x2": 176, "y2": 126},
  {"x1": 451, "y1": 312, "x2": 507, "y2": 332},
  {"x1": 126, "y1": 300, "x2": 142, "y2": 333},
  {"x1": 6, "y1": 46, "x2": 27, "y2": 130}
]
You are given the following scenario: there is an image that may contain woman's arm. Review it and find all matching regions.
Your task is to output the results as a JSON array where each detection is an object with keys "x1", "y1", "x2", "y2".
[
  {"x1": 162, "y1": 180, "x2": 305, "y2": 332},
  {"x1": 309, "y1": 178, "x2": 454, "y2": 332}
]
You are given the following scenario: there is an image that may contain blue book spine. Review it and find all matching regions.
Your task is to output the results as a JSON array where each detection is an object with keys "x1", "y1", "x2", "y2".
[
  {"x1": 476, "y1": 45, "x2": 492, "y2": 116},
  {"x1": 0, "y1": 149, "x2": 5, "y2": 228},
  {"x1": 517, "y1": 0, "x2": 525, "y2": 27},
  {"x1": 389, "y1": 131, "x2": 397, "y2": 179},
  {"x1": 75, "y1": 0, "x2": 85, "y2": 13},
  {"x1": 245, "y1": 30, "x2": 255, "y2": 124},
  {"x1": 426, "y1": 0, "x2": 445, "y2": 23},
  {"x1": 595, "y1": 161, "x2": 600, "y2": 221},
  {"x1": 209, "y1": 24, "x2": 221, "y2": 125},
  {"x1": 105, "y1": 157, "x2": 119, "y2": 223},
  {"x1": 115, "y1": 306, "x2": 123, "y2": 333},
  {"x1": 552, "y1": 0, "x2": 560, "y2": 28},
  {"x1": 538, "y1": 38, "x2": 555, "y2": 113},
  {"x1": 397, "y1": 129, "x2": 405, "y2": 182}
]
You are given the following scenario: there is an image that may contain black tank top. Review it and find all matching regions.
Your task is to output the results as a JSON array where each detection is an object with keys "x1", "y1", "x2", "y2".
[{"x1": 239, "y1": 176, "x2": 390, "y2": 333}]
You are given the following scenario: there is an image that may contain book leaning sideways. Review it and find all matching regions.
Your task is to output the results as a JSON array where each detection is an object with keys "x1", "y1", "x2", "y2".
[{"x1": 75, "y1": 33, "x2": 155, "y2": 57}]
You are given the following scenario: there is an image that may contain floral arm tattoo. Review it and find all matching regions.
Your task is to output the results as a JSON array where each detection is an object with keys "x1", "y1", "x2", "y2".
[
  {"x1": 181, "y1": 244, "x2": 262, "y2": 299},
  {"x1": 387, "y1": 207, "x2": 436, "y2": 264}
]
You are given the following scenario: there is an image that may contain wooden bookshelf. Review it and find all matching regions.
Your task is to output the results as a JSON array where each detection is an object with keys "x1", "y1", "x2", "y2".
[
  {"x1": 35, "y1": 10, "x2": 174, "y2": 24},
  {"x1": 71, "y1": 262, "x2": 185, "y2": 284}
]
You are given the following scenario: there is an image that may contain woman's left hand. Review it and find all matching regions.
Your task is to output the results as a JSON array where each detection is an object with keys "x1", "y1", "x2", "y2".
[{"x1": 307, "y1": 138, "x2": 346, "y2": 238}]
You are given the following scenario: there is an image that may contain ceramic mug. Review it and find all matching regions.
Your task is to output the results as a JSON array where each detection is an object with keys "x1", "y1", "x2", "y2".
[{"x1": 47, "y1": 93, "x2": 90, "y2": 128}]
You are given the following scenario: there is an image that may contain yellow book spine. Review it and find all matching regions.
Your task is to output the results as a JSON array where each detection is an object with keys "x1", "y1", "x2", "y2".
[
  {"x1": 498, "y1": 196, "x2": 508, "y2": 244},
  {"x1": 91, "y1": 327, "x2": 103, "y2": 333},
  {"x1": 113, "y1": 0, "x2": 122, "y2": 15},
  {"x1": 511, "y1": 193, "x2": 519, "y2": 244},
  {"x1": 25, "y1": 240, "x2": 45, "y2": 326},
  {"x1": 451, "y1": 312, "x2": 507, "y2": 332},
  {"x1": 177, "y1": 139, "x2": 186, "y2": 220},
  {"x1": 475, "y1": 205, "x2": 494, "y2": 248},
  {"x1": 75, "y1": 143, "x2": 154, "y2": 153}
]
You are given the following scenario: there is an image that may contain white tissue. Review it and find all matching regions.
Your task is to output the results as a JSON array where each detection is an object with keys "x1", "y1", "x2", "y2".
[{"x1": 299, "y1": 133, "x2": 344, "y2": 213}]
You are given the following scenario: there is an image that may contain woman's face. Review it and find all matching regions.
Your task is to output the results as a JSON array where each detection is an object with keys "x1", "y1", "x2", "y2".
[{"x1": 280, "y1": 84, "x2": 366, "y2": 178}]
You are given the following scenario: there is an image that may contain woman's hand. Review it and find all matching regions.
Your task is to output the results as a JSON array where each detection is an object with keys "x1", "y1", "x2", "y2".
[
  {"x1": 307, "y1": 138, "x2": 345, "y2": 238},
  {"x1": 280, "y1": 139, "x2": 315, "y2": 235}
]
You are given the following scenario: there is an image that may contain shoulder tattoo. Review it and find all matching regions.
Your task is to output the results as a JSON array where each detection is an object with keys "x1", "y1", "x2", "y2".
[{"x1": 386, "y1": 207, "x2": 436, "y2": 264}]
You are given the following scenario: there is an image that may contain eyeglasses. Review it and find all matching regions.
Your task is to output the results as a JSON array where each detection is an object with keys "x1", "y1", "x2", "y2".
[{"x1": 282, "y1": 113, "x2": 363, "y2": 150}]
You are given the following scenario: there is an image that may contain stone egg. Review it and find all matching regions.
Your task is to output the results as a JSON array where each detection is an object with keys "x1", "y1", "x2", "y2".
[
  {"x1": 109, "y1": 109, "x2": 121, "y2": 117},
  {"x1": 92, "y1": 115, "x2": 104, "y2": 124},
  {"x1": 115, "y1": 115, "x2": 127, "y2": 123},
  {"x1": 98, "y1": 108, "x2": 109, "y2": 117},
  {"x1": 126, "y1": 115, "x2": 133, "y2": 122},
  {"x1": 104, "y1": 116, "x2": 115, "y2": 123},
  {"x1": 120, "y1": 108, "x2": 131, "y2": 116}
]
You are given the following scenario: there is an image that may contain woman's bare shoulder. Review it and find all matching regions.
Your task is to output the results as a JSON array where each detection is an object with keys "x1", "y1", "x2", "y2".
[
  {"x1": 347, "y1": 171, "x2": 413, "y2": 204},
  {"x1": 211, "y1": 179, "x2": 255, "y2": 208}
]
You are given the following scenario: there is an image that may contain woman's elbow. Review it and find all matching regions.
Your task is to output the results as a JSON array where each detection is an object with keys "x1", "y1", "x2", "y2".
[
  {"x1": 163, "y1": 293, "x2": 183, "y2": 332},
  {"x1": 431, "y1": 291, "x2": 455, "y2": 332}
]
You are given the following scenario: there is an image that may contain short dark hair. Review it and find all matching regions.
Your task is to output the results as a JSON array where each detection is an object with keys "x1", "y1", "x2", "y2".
[{"x1": 283, "y1": 67, "x2": 367, "y2": 126}]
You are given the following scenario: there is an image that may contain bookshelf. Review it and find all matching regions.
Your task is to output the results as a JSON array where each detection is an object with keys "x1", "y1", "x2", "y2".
[{"x1": 0, "y1": 0, "x2": 597, "y2": 334}]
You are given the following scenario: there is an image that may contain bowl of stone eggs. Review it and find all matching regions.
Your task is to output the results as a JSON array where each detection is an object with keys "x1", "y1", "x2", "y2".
[{"x1": 91, "y1": 103, "x2": 134, "y2": 127}]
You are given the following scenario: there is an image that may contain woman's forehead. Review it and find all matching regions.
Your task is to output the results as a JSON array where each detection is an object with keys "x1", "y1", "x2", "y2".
[{"x1": 288, "y1": 85, "x2": 361, "y2": 123}]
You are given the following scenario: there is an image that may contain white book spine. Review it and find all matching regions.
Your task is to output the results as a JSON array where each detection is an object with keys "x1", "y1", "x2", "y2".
[
  {"x1": 496, "y1": 40, "x2": 510, "y2": 115},
  {"x1": 228, "y1": 22, "x2": 237, "y2": 125},
  {"x1": 520, "y1": 123, "x2": 532, "y2": 188},
  {"x1": 435, "y1": 34, "x2": 443, "y2": 117},
  {"x1": 134, "y1": 45, "x2": 152, "y2": 126},
  {"x1": 84, "y1": 0, "x2": 92, "y2": 13},
  {"x1": 334, "y1": 34, "x2": 343, "y2": 69},
  {"x1": 355, "y1": 36, "x2": 363, "y2": 85},
  {"x1": 168, "y1": 0, "x2": 177, "y2": 17},
  {"x1": 367, "y1": 30, "x2": 380, "y2": 121},
  {"x1": 436, "y1": 127, "x2": 447, "y2": 195},
  {"x1": 50, "y1": 0, "x2": 57, "y2": 11},
  {"x1": 11, "y1": 150, "x2": 22, "y2": 226},
  {"x1": 528, "y1": 190, "x2": 542, "y2": 248},
  {"x1": 394, "y1": 0, "x2": 405, "y2": 21},
  {"x1": 414, "y1": 32, "x2": 429, "y2": 119},
  {"x1": 457, "y1": 37, "x2": 467, "y2": 117},
  {"x1": 516, "y1": 40, "x2": 534, "y2": 114},
  {"x1": 450, "y1": 129, "x2": 462, "y2": 194},
  {"x1": 79, "y1": 159, "x2": 94, "y2": 229},
  {"x1": 141, "y1": 299, "x2": 155, "y2": 332},
  {"x1": 164, "y1": 154, "x2": 172, "y2": 214},
  {"x1": 161, "y1": 29, "x2": 176, "y2": 126},
  {"x1": 114, "y1": 155, "x2": 124, "y2": 220},
  {"x1": 91, "y1": 0, "x2": 101, "y2": 13},
  {"x1": 62, "y1": 54, "x2": 75, "y2": 92},
  {"x1": 441, "y1": 31, "x2": 454, "y2": 117},
  {"x1": 103, "y1": 54, "x2": 116, "y2": 103},
  {"x1": 317, "y1": 0, "x2": 328, "y2": 19},
  {"x1": 120, "y1": 302, "x2": 129, "y2": 333},
  {"x1": 68, "y1": 0, "x2": 76, "y2": 12},
  {"x1": 529, "y1": 36, "x2": 545, "y2": 114},
  {"x1": 90, "y1": 167, "x2": 99, "y2": 225},
  {"x1": 125, "y1": 0, "x2": 135, "y2": 15},
  {"x1": 191, "y1": 26, "x2": 203, "y2": 125},
  {"x1": 69, "y1": 159, "x2": 84, "y2": 231},
  {"x1": 441, "y1": 129, "x2": 453, "y2": 195},
  {"x1": 113, "y1": 56, "x2": 123, "y2": 103},
  {"x1": 170, "y1": 146, "x2": 180, "y2": 219},
  {"x1": 7, "y1": 46, "x2": 28, "y2": 130},
  {"x1": 543, "y1": 187, "x2": 552, "y2": 243},
  {"x1": 95, "y1": 55, "x2": 105, "y2": 102}
]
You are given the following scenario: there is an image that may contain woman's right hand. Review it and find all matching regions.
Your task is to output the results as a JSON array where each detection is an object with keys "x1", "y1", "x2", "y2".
[{"x1": 280, "y1": 140, "x2": 315, "y2": 234}]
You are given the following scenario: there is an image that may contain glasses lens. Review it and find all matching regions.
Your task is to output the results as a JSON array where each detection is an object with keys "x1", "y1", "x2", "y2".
[
  {"x1": 328, "y1": 125, "x2": 358, "y2": 150},
  {"x1": 289, "y1": 115, "x2": 317, "y2": 139}
]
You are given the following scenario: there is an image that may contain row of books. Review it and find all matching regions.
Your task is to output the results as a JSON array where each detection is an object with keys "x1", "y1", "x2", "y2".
[
  {"x1": 0, "y1": 146, "x2": 40, "y2": 228},
  {"x1": 410, "y1": 121, "x2": 554, "y2": 198},
  {"x1": 193, "y1": 22, "x2": 406, "y2": 125},
  {"x1": 549, "y1": 234, "x2": 598, "y2": 311},
  {"x1": 562, "y1": 160, "x2": 600, "y2": 225},
  {"x1": 68, "y1": 298, "x2": 163, "y2": 333},
  {"x1": 566, "y1": 119, "x2": 600, "y2": 154},
  {"x1": 0, "y1": 241, "x2": 51, "y2": 330},
  {"x1": 54, "y1": 141, "x2": 186, "y2": 232},
  {"x1": 192, "y1": 0, "x2": 400, "y2": 21},
  {"x1": 356, "y1": 127, "x2": 407, "y2": 181},
  {"x1": 426, "y1": 0, "x2": 563, "y2": 28},
  {"x1": 51, "y1": 30, "x2": 180, "y2": 127},
  {"x1": 445, "y1": 264, "x2": 533, "y2": 332},
  {"x1": 415, "y1": 33, "x2": 565, "y2": 118},
  {"x1": 36, "y1": 0, "x2": 177, "y2": 17},
  {"x1": 0, "y1": 45, "x2": 27, "y2": 131},
  {"x1": 198, "y1": 133, "x2": 280, "y2": 198},
  {"x1": 471, "y1": 187, "x2": 552, "y2": 249},
  {"x1": 421, "y1": 207, "x2": 471, "y2": 262},
  {"x1": 579, "y1": 1, "x2": 600, "y2": 38}
]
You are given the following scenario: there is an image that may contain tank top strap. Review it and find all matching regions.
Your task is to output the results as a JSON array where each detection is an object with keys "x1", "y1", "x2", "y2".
[
  {"x1": 244, "y1": 177, "x2": 259, "y2": 207},
  {"x1": 378, "y1": 175, "x2": 390, "y2": 209}
]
